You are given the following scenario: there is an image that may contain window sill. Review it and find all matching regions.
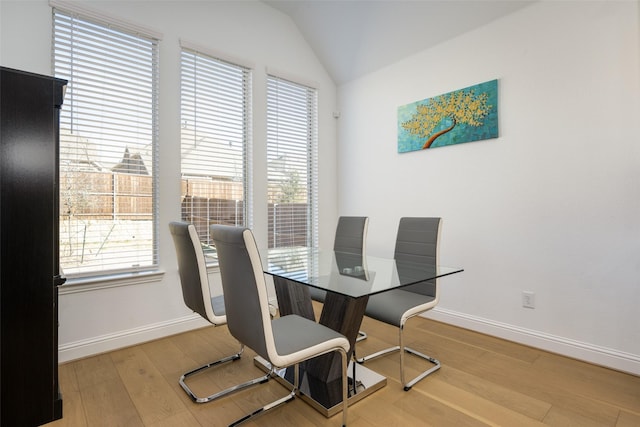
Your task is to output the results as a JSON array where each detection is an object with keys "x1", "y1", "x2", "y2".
[{"x1": 59, "y1": 270, "x2": 165, "y2": 295}]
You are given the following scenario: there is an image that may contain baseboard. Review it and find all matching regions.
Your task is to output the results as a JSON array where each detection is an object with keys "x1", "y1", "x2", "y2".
[
  {"x1": 58, "y1": 314, "x2": 209, "y2": 363},
  {"x1": 58, "y1": 298, "x2": 282, "y2": 363},
  {"x1": 426, "y1": 307, "x2": 640, "y2": 376},
  {"x1": 58, "y1": 305, "x2": 640, "y2": 376}
]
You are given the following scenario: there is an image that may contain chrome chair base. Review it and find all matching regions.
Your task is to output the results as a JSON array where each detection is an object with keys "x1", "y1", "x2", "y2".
[
  {"x1": 356, "y1": 345, "x2": 440, "y2": 391},
  {"x1": 231, "y1": 352, "x2": 349, "y2": 427},
  {"x1": 179, "y1": 346, "x2": 270, "y2": 403},
  {"x1": 228, "y1": 379, "x2": 296, "y2": 427},
  {"x1": 254, "y1": 356, "x2": 385, "y2": 418},
  {"x1": 356, "y1": 330, "x2": 367, "y2": 342}
]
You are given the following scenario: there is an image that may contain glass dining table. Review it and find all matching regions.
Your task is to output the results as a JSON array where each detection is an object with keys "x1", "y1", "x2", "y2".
[{"x1": 256, "y1": 247, "x2": 464, "y2": 417}]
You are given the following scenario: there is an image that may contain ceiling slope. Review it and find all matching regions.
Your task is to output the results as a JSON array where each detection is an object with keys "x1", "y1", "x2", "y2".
[{"x1": 263, "y1": 0, "x2": 534, "y2": 85}]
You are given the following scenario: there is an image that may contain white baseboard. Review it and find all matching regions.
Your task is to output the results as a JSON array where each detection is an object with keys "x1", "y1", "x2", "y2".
[
  {"x1": 58, "y1": 298, "x2": 282, "y2": 363},
  {"x1": 58, "y1": 314, "x2": 209, "y2": 363},
  {"x1": 427, "y1": 307, "x2": 640, "y2": 376},
  {"x1": 59, "y1": 305, "x2": 640, "y2": 377}
]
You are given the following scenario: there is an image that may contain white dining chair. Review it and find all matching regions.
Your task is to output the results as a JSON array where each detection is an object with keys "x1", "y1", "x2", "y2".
[
  {"x1": 210, "y1": 224, "x2": 351, "y2": 426},
  {"x1": 169, "y1": 221, "x2": 269, "y2": 403},
  {"x1": 356, "y1": 217, "x2": 443, "y2": 390}
]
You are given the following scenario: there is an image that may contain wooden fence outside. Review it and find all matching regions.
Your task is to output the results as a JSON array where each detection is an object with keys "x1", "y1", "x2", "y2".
[
  {"x1": 267, "y1": 203, "x2": 310, "y2": 248},
  {"x1": 60, "y1": 171, "x2": 153, "y2": 221},
  {"x1": 61, "y1": 171, "x2": 309, "y2": 248}
]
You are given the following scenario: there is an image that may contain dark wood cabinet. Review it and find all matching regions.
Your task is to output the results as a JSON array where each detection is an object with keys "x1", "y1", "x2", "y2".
[{"x1": 1, "y1": 67, "x2": 66, "y2": 426}]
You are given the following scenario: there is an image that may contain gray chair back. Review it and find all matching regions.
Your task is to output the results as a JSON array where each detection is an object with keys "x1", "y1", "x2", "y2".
[
  {"x1": 309, "y1": 216, "x2": 369, "y2": 302},
  {"x1": 394, "y1": 217, "x2": 441, "y2": 297},
  {"x1": 334, "y1": 216, "x2": 368, "y2": 255},
  {"x1": 210, "y1": 225, "x2": 272, "y2": 362},
  {"x1": 169, "y1": 221, "x2": 222, "y2": 324}
]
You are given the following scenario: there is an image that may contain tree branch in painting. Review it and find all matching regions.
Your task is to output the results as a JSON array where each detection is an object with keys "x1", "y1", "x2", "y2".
[{"x1": 401, "y1": 89, "x2": 492, "y2": 149}]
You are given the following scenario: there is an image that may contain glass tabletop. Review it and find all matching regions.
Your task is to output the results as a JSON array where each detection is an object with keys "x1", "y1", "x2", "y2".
[{"x1": 265, "y1": 247, "x2": 463, "y2": 298}]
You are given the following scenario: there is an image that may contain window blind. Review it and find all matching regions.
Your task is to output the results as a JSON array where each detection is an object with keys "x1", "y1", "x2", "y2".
[
  {"x1": 180, "y1": 48, "x2": 251, "y2": 255},
  {"x1": 53, "y1": 8, "x2": 159, "y2": 277},
  {"x1": 266, "y1": 75, "x2": 318, "y2": 249}
]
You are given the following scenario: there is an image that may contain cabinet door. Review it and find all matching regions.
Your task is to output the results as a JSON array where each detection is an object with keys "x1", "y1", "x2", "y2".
[{"x1": 0, "y1": 67, "x2": 64, "y2": 426}]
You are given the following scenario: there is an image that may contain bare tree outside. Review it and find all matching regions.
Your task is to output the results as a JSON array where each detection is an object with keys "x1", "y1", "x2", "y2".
[
  {"x1": 276, "y1": 169, "x2": 301, "y2": 203},
  {"x1": 59, "y1": 132, "x2": 99, "y2": 261}
]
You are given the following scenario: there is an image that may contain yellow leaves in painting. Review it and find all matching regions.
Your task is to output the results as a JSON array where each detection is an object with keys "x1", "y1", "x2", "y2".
[{"x1": 402, "y1": 89, "x2": 492, "y2": 139}]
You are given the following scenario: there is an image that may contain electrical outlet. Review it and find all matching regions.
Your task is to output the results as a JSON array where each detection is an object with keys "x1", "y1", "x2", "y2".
[{"x1": 522, "y1": 291, "x2": 535, "y2": 309}]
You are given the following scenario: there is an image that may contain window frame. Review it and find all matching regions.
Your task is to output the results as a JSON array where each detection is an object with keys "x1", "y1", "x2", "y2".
[
  {"x1": 266, "y1": 74, "x2": 318, "y2": 249},
  {"x1": 52, "y1": 4, "x2": 161, "y2": 281},
  {"x1": 179, "y1": 44, "x2": 253, "y2": 262}
]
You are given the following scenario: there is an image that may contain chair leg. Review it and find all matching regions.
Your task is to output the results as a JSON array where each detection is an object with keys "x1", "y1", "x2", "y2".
[
  {"x1": 355, "y1": 345, "x2": 400, "y2": 363},
  {"x1": 356, "y1": 323, "x2": 440, "y2": 391},
  {"x1": 179, "y1": 344, "x2": 270, "y2": 403},
  {"x1": 229, "y1": 350, "x2": 350, "y2": 427},
  {"x1": 398, "y1": 323, "x2": 440, "y2": 390},
  {"x1": 228, "y1": 364, "x2": 297, "y2": 427},
  {"x1": 356, "y1": 330, "x2": 367, "y2": 342},
  {"x1": 228, "y1": 389, "x2": 296, "y2": 427},
  {"x1": 401, "y1": 347, "x2": 440, "y2": 390}
]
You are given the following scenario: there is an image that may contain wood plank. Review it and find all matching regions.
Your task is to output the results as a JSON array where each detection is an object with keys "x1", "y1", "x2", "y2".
[
  {"x1": 45, "y1": 390, "x2": 87, "y2": 427},
  {"x1": 390, "y1": 385, "x2": 488, "y2": 426},
  {"x1": 79, "y1": 378, "x2": 144, "y2": 427},
  {"x1": 420, "y1": 374, "x2": 547, "y2": 426},
  {"x1": 43, "y1": 317, "x2": 640, "y2": 427},
  {"x1": 434, "y1": 365, "x2": 551, "y2": 420},
  {"x1": 73, "y1": 354, "x2": 121, "y2": 389},
  {"x1": 110, "y1": 346, "x2": 190, "y2": 425},
  {"x1": 533, "y1": 351, "x2": 640, "y2": 412},
  {"x1": 144, "y1": 410, "x2": 200, "y2": 427},
  {"x1": 543, "y1": 405, "x2": 617, "y2": 427},
  {"x1": 616, "y1": 410, "x2": 640, "y2": 427},
  {"x1": 417, "y1": 318, "x2": 543, "y2": 364},
  {"x1": 57, "y1": 362, "x2": 80, "y2": 394},
  {"x1": 139, "y1": 331, "x2": 202, "y2": 377}
]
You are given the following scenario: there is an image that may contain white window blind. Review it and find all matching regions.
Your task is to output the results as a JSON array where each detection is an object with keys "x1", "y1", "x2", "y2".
[
  {"x1": 53, "y1": 8, "x2": 159, "y2": 277},
  {"x1": 267, "y1": 75, "x2": 318, "y2": 248},
  {"x1": 180, "y1": 48, "x2": 251, "y2": 254}
]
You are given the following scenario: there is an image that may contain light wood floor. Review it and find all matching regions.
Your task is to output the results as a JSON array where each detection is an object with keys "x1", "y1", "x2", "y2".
[{"x1": 46, "y1": 310, "x2": 640, "y2": 427}]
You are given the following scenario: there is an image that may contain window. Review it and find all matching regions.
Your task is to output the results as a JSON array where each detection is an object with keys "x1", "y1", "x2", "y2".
[
  {"x1": 180, "y1": 45, "x2": 252, "y2": 257},
  {"x1": 266, "y1": 75, "x2": 318, "y2": 248},
  {"x1": 53, "y1": 7, "x2": 160, "y2": 277}
]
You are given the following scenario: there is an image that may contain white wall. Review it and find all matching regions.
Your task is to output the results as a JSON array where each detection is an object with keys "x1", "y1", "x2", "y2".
[
  {"x1": 1, "y1": 0, "x2": 338, "y2": 361},
  {"x1": 3, "y1": 0, "x2": 639, "y2": 375},
  {"x1": 337, "y1": 1, "x2": 640, "y2": 374}
]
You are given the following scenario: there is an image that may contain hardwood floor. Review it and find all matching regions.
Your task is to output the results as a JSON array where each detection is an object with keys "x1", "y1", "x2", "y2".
[{"x1": 46, "y1": 310, "x2": 640, "y2": 427}]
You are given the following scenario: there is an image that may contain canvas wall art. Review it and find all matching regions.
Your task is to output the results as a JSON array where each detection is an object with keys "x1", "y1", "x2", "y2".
[{"x1": 397, "y1": 79, "x2": 498, "y2": 153}]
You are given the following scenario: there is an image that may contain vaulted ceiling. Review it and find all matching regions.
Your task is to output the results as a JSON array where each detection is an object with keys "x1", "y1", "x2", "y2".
[{"x1": 263, "y1": 0, "x2": 535, "y2": 85}]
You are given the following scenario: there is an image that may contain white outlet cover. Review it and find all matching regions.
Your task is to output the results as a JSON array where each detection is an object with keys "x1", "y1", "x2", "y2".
[{"x1": 522, "y1": 291, "x2": 535, "y2": 309}]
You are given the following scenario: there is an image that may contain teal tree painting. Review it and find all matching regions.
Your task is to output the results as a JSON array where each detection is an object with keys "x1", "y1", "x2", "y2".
[{"x1": 398, "y1": 79, "x2": 498, "y2": 152}]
